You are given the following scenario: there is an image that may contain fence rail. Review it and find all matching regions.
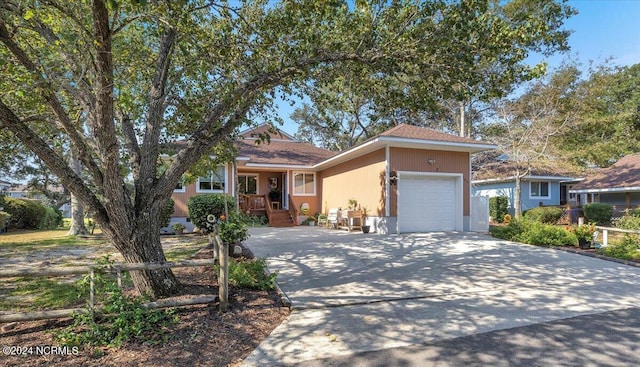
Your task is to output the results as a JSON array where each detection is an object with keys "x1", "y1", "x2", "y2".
[
  {"x1": 0, "y1": 259, "x2": 220, "y2": 323},
  {"x1": 595, "y1": 226, "x2": 640, "y2": 247}
]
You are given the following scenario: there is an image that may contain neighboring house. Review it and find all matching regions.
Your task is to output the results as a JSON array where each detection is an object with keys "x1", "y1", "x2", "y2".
[
  {"x1": 1, "y1": 184, "x2": 71, "y2": 217},
  {"x1": 472, "y1": 158, "x2": 581, "y2": 216},
  {"x1": 472, "y1": 175, "x2": 581, "y2": 216},
  {"x1": 569, "y1": 153, "x2": 640, "y2": 212},
  {"x1": 0, "y1": 179, "x2": 13, "y2": 193},
  {"x1": 170, "y1": 123, "x2": 496, "y2": 234}
]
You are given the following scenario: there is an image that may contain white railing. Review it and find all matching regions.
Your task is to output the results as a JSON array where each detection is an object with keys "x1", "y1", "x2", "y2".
[{"x1": 595, "y1": 226, "x2": 640, "y2": 247}]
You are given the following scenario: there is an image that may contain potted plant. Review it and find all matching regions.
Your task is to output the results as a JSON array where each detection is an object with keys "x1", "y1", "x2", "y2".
[
  {"x1": 569, "y1": 223, "x2": 596, "y2": 249},
  {"x1": 172, "y1": 222, "x2": 186, "y2": 235},
  {"x1": 361, "y1": 207, "x2": 370, "y2": 233}
]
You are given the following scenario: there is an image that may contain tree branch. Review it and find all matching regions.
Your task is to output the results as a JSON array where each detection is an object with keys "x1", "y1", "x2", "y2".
[
  {"x1": 0, "y1": 99, "x2": 108, "y2": 224},
  {"x1": 0, "y1": 20, "x2": 104, "y2": 186}
]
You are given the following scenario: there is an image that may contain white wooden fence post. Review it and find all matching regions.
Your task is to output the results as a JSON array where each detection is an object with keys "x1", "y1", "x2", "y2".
[{"x1": 217, "y1": 234, "x2": 229, "y2": 312}]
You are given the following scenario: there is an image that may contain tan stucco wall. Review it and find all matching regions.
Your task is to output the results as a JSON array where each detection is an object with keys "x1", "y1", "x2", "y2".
[
  {"x1": 320, "y1": 149, "x2": 387, "y2": 216},
  {"x1": 389, "y1": 148, "x2": 470, "y2": 216}
]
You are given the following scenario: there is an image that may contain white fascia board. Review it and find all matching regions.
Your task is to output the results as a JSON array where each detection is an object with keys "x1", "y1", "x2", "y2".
[
  {"x1": 379, "y1": 136, "x2": 497, "y2": 153},
  {"x1": 313, "y1": 138, "x2": 381, "y2": 170},
  {"x1": 244, "y1": 163, "x2": 316, "y2": 170},
  {"x1": 569, "y1": 186, "x2": 640, "y2": 194}
]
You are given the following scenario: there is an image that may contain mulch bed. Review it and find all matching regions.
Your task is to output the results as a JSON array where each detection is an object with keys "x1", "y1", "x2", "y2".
[{"x1": 0, "y1": 246, "x2": 290, "y2": 367}]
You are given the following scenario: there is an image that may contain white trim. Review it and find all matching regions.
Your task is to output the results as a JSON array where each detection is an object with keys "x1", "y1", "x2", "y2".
[
  {"x1": 396, "y1": 171, "x2": 464, "y2": 233},
  {"x1": 570, "y1": 186, "x2": 640, "y2": 194},
  {"x1": 173, "y1": 182, "x2": 186, "y2": 193},
  {"x1": 245, "y1": 163, "x2": 314, "y2": 169},
  {"x1": 292, "y1": 171, "x2": 316, "y2": 196},
  {"x1": 528, "y1": 180, "x2": 551, "y2": 199},
  {"x1": 385, "y1": 144, "x2": 391, "y2": 217}
]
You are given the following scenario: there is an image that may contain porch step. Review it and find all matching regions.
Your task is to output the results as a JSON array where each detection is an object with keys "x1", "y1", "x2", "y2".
[{"x1": 269, "y1": 209, "x2": 294, "y2": 228}]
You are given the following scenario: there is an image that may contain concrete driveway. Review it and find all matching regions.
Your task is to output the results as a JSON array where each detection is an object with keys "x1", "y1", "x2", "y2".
[{"x1": 242, "y1": 227, "x2": 640, "y2": 366}]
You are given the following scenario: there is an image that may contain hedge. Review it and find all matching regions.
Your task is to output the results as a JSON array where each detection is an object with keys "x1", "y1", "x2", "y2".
[
  {"x1": 3, "y1": 197, "x2": 47, "y2": 229},
  {"x1": 187, "y1": 194, "x2": 236, "y2": 230},
  {"x1": 523, "y1": 206, "x2": 563, "y2": 224},
  {"x1": 489, "y1": 196, "x2": 509, "y2": 223},
  {"x1": 582, "y1": 203, "x2": 613, "y2": 225}
]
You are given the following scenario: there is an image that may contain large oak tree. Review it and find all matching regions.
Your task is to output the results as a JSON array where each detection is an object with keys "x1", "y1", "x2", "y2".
[{"x1": 0, "y1": 0, "x2": 574, "y2": 298}]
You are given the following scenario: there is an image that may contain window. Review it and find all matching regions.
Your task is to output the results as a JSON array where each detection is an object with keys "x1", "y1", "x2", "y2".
[
  {"x1": 196, "y1": 166, "x2": 226, "y2": 193},
  {"x1": 238, "y1": 174, "x2": 258, "y2": 195},
  {"x1": 174, "y1": 175, "x2": 186, "y2": 193},
  {"x1": 530, "y1": 181, "x2": 550, "y2": 198},
  {"x1": 293, "y1": 172, "x2": 315, "y2": 195}
]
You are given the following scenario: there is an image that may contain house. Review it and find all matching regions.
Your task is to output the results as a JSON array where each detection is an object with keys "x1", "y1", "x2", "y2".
[
  {"x1": 569, "y1": 153, "x2": 640, "y2": 213},
  {"x1": 472, "y1": 160, "x2": 581, "y2": 216},
  {"x1": 0, "y1": 179, "x2": 13, "y2": 193},
  {"x1": 170, "y1": 123, "x2": 496, "y2": 234}
]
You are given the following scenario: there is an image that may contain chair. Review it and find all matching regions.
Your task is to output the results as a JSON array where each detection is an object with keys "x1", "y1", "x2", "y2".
[
  {"x1": 327, "y1": 208, "x2": 340, "y2": 229},
  {"x1": 317, "y1": 214, "x2": 328, "y2": 227}
]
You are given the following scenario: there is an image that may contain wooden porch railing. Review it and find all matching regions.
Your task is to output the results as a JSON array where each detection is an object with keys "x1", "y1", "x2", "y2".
[
  {"x1": 288, "y1": 194, "x2": 298, "y2": 225},
  {"x1": 239, "y1": 194, "x2": 266, "y2": 213},
  {"x1": 265, "y1": 194, "x2": 274, "y2": 225}
]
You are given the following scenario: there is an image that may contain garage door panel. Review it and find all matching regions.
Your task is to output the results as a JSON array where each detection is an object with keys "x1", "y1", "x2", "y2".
[{"x1": 398, "y1": 175, "x2": 458, "y2": 232}]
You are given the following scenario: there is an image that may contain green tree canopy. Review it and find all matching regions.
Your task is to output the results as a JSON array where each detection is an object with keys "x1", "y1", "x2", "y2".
[{"x1": 0, "y1": 0, "x2": 574, "y2": 297}]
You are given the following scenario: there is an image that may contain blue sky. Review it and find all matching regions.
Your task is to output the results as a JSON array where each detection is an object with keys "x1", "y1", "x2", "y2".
[{"x1": 275, "y1": 0, "x2": 640, "y2": 136}]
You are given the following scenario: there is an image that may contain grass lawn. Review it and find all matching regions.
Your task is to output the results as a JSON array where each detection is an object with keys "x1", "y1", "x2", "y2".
[{"x1": 0, "y1": 227, "x2": 208, "y2": 313}]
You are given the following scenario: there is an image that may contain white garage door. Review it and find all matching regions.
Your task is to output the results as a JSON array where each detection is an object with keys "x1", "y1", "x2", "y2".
[{"x1": 398, "y1": 174, "x2": 460, "y2": 232}]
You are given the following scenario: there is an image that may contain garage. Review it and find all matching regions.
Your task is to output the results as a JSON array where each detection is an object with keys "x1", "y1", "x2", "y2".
[{"x1": 397, "y1": 172, "x2": 463, "y2": 232}]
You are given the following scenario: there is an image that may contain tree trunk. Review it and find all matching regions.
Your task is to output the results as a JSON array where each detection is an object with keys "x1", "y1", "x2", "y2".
[
  {"x1": 102, "y1": 200, "x2": 180, "y2": 299},
  {"x1": 66, "y1": 194, "x2": 88, "y2": 236},
  {"x1": 66, "y1": 149, "x2": 88, "y2": 236},
  {"x1": 514, "y1": 174, "x2": 522, "y2": 219}
]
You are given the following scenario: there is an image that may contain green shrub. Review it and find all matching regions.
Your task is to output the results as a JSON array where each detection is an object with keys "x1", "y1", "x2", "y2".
[
  {"x1": 598, "y1": 235, "x2": 640, "y2": 261},
  {"x1": 489, "y1": 196, "x2": 509, "y2": 223},
  {"x1": 517, "y1": 221, "x2": 577, "y2": 246},
  {"x1": 582, "y1": 203, "x2": 613, "y2": 225},
  {"x1": 0, "y1": 211, "x2": 10, "y2": 231},
  {"x1": 219, "y1": 216, "x2": 248, "y2": 244},
  {"x1": 3, "y1": 197, "x2": 47, "y2": 229},
  {"x1": 54, "y1": 256, "x2": 177, "y2": 348},
  {"x1": 187, "y1": 194, "x2": 236, "y2": 230},
  {"x1": 628, "y1": 208, "x2": 640, "y2": 217},
  {"x1": 39, "y1": 207, "x2": 63, "y2": 229},
  {"x1": 614, "y1": 212, "x2": 640, "y2": 230},
  {"x1": 489, "y1": 218, "x2": 534, "y2": 241},
  {"x1": 161, "y1": 198, "x2": 175, "y2": 228},
  {"x1": 523, "y1": 206, "x2": 563, "y2": 224},
  {"x1": 217, "y1": 258, "x2": 277, "y2": 291},
  {"x1": 490, "y1": 219, "x2": 576, "y2": 246}
]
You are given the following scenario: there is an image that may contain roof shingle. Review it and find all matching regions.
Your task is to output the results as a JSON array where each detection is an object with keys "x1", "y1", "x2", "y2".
[{"x1": 572, "y1": 153, "x2": 640, "y2": 190}]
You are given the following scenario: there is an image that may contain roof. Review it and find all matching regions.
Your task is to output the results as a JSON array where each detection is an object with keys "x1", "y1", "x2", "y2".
[
  {"x1": 239, "y1": 124, "x2": 296, "y2": 141},
  {"x1": 380, "y1": 124, "x2": 485, "y2": 145},
  {"x1": 237, "y1": 139, "x2": 335, "y2": 167},
  {"x1": 167, "y1": 123, "x2": 496, "y2": 169},
  {"x1": 570, "y1": 153, "x2": 640, "y2": 193}
]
